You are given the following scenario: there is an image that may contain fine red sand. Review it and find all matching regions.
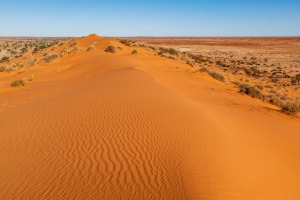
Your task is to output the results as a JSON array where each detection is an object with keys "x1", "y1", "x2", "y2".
[{"x1": 0, "y1": 34, "x2": 300, "y2": 199}]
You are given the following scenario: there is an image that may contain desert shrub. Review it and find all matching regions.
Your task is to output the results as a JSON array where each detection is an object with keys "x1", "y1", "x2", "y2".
[
  {"x1": 0, "y1": 66, "x2": 6, "y2": 72},
  {"x1": 86, "y1": 46, "x2": 94, "y2": 51},
  {"x1": 208, "y1": 71, "x2": 225, "y2": 82},
  {"x1": 159, "y1": 54, "x2": 177, "y2": 60},
  {"x1": 280, "y1": 99, "x2": 300, "y2": 114},
  {"x1": 0, "y1": 56, "x2": 9, "y2": 63},
  {"x1": 71, "y1": 47, "x2": 80, "y2": 53},
  {"x1": 132, "y1": 49, "x2": 138, "y2": 54},
  {"x1": 149, "y1": 46, "x2": 157, "y2": 51},
  {"x1": 269, "y1": 95, "x2": 283, "y2": 107},
  {"x1": 117, "y1": 46, "x2": 123, "y2": 50},
  {"x1": 44, "y1": 54, "x2": 59, "y2": 63},
  {"x1": 194, "y1": 67, "x2": 208, "y2": 73},
  {"x1": 11, "y1": 79, "x2": 25, "y2": 87},
  {"x1": 60, "y1": 49, "x2": 68, "y2": 57},
  {"x1": 190, "y1": 54, "x2": 207, "y2": 63},
  {"x1": 168, "y1": 48, "x2": 178, "y2": 55},
  {"x1": 119, "y1": 39, "x2": 131, "y2": 46},
  {"x1": 292, "y1": 74, "x2": 300, "y2": 85},
  {"x1": 186, "y1": 60, "x2": 194, "y2": 67},
  {"x1": 105, "y1": 45, "x2": 117, "y2": 53},
  {"x1": 5, "y1": 66, "x2": 14, "y2": 72},
  {"x1": 216, "y1": 60, "x2": 227, "y2": 68},
  {"x1": 255, "y1": 83, "x2": 264, "y2": 90},
  {"x1": 159, "y1": 47, "x2": 178, "y2": 55},
  {"x1": 238, "y1": 83, "x2": 265, "y2": 100},
  {"x1": 69, "y1": 42, "x2": 78, "y2": 47},
  {"x1": 271, "y1": 76, "x2": 279, "y2": 83}
]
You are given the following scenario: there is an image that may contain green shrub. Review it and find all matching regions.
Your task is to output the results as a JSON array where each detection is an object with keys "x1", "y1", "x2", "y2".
[{"x1": 11, "y1": 79, "x2": 25, "y2": 87}]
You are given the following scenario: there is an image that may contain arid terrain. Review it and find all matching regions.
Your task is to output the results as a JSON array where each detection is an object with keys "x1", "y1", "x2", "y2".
[
  {"x1": 121, "y1": 37, "x2": 300, "y2": 112},
  {"x1": 0, "y1": 35, "x2": 300, "y2": 199}
]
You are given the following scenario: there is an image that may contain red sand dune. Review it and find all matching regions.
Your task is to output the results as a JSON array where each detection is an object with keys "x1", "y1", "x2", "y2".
[{"x1": 0, "y1": 34, "x2": 300, "y2": 199}]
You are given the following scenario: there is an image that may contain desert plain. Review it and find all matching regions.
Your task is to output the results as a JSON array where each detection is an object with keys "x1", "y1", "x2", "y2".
[{"x1": 0, "y1": 35, "x2": 300, "y2": 199}]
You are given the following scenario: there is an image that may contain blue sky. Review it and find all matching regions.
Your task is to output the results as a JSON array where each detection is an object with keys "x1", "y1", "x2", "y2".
[{"x1": 0, "y1": 0, "x2": 299, "y2": 36}]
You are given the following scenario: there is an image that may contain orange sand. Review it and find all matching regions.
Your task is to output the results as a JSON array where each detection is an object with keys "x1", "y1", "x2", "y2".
[{"x1": 0, "y1": 35, "x2": 300, "y2": 199}]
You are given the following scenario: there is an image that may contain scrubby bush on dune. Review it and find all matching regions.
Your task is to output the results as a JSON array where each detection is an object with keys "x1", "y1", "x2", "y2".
[
  {"x1": 159, "y1": 47, "x2": 179, "y2": 55},
  {"x1": 86, "y1": 46, "x2": 94, "y2": 52},
  {"x1": 0, "y1": 56, "x2": 9, "y2": 63},
  {"x1": 186, "y1": 60, "x2": 194, "y2": 67},
  {"x1": 291, "y1": 74, "x2": 300, "y2": 85},
  {"x1": 281, "y1": 99, "x2": 300, "y2": 114},
  {"x1": 11, "y1": 79, "x2": 25, "y2": 87},
  {"x1": 0, "y1": 65, "x2": 14, "y2": 72},
  {"x1": 0, "y1": 66, "x2": 6, "y2": 72},
  {"x1": 119, "y1": 39, "x2": 133, "y2": 46},
  {"x1": 105, "y1": 45, "x2": 117, "y2": 53},
  {"x1": 168, "y1": 48, "x2": 178, "y2": 55},
  {"x1": 44, "y1": 54, "x2": 59, "y2": 63},
  {"x1": 189, "y1": 54, "x2": 207, "y2": 63},
  {"x1": 60, "y1": 49, "x2": 68, "y2": 57},
  {"x1": 238, "y1": 83, "x2": 265, "y2": 100},
  {"x1": 216, "y1": 60, "x2": 228, "y2": 68},
  {"x1": 208, "y1": 70, "x2": 226, "y2": 82},
  {"x1": 69, "y1": 42, "x2": 78, "y2": 47},
  {"x1": 132, "y1": 49, "x2": 138, "y2": 54}
]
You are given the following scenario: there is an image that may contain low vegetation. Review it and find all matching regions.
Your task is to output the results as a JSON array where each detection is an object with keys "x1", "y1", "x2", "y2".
[
  {"x1": 44, "y1": 54, "x2": 59, "y2": 63},
  {"x1": 105, "y1": 45, "x2": 117, "y2": 53},
  {"x1": 132, "y1": 49, "x2": 138, "y2": 54},
  {"x1": 0, "y1": 56, "x2": 9, "y2": 63},
  {"x1": 118, "y1": 39, "x2": 134, "y2": 46},
  {"x1": 238, "y1": 83, "x2": 265, "y2": 100},
  {"x1": 208, "y1": 70, "x2": 226, "y2": 82},
  {"x1": 281, "y1": 100, "x2": 300, "y2": 114},
  {"x1": 159, "y1": 47, "x2": 178, "y2": 55},
  {"x1": 11, "y1": 79, "x2": 25, "y2": 87}
]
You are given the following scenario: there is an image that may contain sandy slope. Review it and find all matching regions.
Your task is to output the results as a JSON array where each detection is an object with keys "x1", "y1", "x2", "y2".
[{"x1": 0, "y1": 35, "x2": 300, "y2": 199}]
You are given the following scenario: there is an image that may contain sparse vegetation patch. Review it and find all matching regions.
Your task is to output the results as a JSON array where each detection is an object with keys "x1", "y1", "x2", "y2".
[
  {"x1": 105, "y1": 45, "x2": 117, "y2": 53},
  {"x1": 208, "y1": 71, "x2": 226, "y2": 82},
  {"x1": 238, "y1": 83, "x2": 265, "y2": 100},
  {"x1": 44, "y1": 54, "x2": 59, "y2": 63},
  {"x1": 11, "y1": 79, "x2": 25, "y2": 87}
]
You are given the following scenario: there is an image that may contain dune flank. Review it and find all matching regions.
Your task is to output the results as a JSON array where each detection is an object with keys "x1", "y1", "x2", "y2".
[{"x1": 0, "y1": 35, "x2": 300, "y2": 199}]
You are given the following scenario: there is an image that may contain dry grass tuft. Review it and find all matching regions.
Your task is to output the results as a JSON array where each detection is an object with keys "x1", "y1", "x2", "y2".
[
  {"x1": 11, "y1": 79, "x2": 25, "y2": 87},
  {"x1": 44, "y1": 54, "x2": 60, "y2": 63},
  {"x1": 208, "y1": 70, "x2": 226, "y2": 82},
  {"x1": 238, "y1": 83, "x2": 265, "y2": 100}
]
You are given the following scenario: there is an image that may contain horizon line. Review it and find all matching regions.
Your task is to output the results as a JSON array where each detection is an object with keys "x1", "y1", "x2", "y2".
[{"x1": 1, "y1": 35, "x2": 300, "y2": 38}]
